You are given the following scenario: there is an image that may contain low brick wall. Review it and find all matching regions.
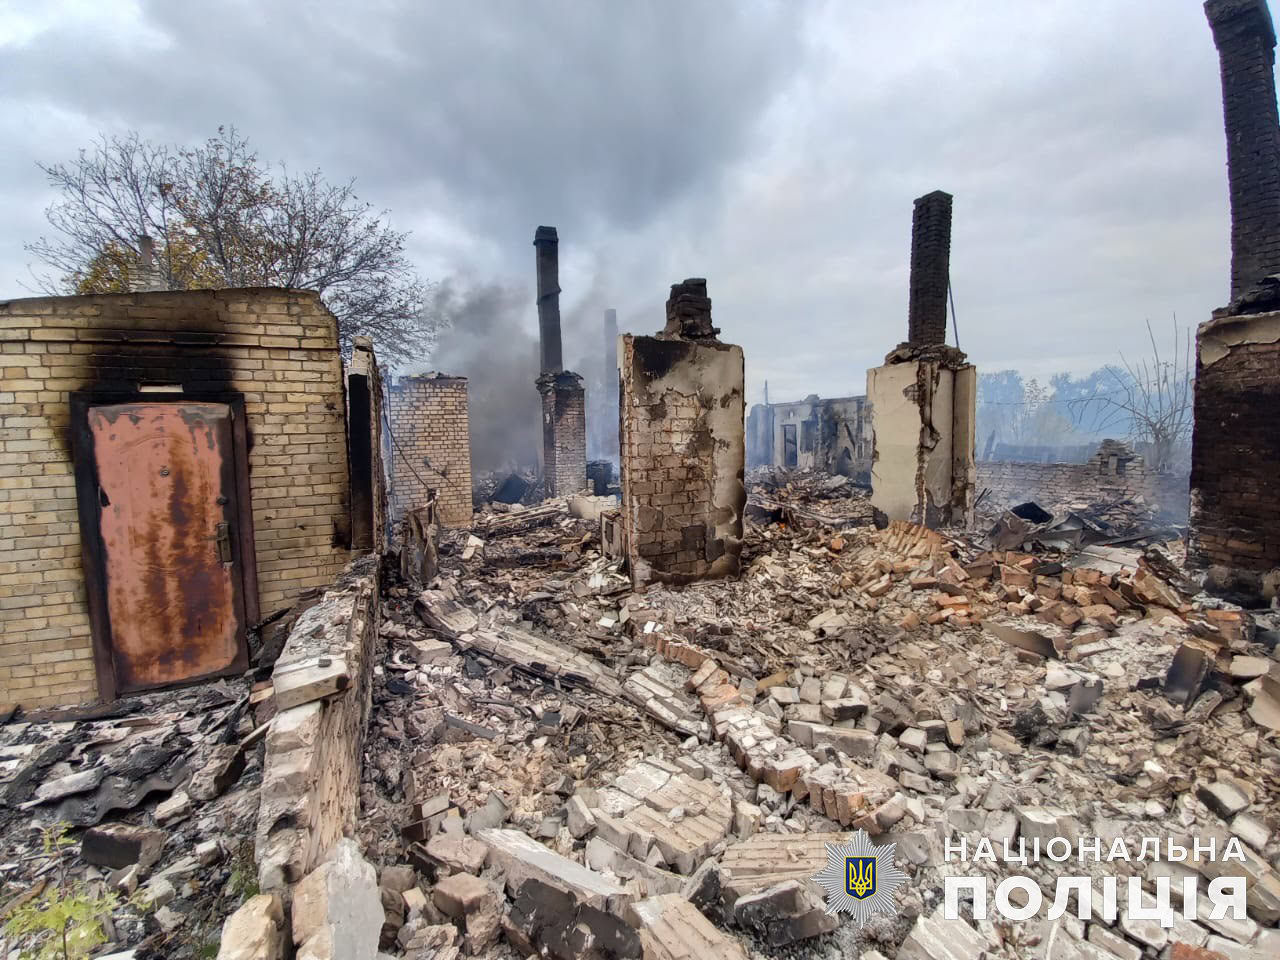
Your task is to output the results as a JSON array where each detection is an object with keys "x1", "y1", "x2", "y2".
[
  {"x1": 977, "y1": 452, "x2": 1189, "y2": 522},
  {"x1": 255, "y1": 555, "x2": 379, "y2": 892}
]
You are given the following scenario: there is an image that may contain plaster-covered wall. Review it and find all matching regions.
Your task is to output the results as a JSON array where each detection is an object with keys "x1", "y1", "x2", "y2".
[{"x1": 619, "y1": 335, "x2": 745, "y2": 584}]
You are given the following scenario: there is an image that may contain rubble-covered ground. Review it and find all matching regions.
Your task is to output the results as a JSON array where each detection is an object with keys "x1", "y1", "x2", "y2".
[
  {"x1": 354, "y1": 476, "x2": 1280, "y2": 959},
  {"x1": 2, "y1": 472, "x2": 1277, "y2": 959}
]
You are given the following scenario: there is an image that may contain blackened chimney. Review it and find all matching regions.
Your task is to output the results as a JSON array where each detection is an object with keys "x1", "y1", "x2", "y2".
[
  {"x1": 907, "y1": 191, "x2": 953, "y2": 345},
  {"x1": 533, "y1": 226, "x2": 563, "y2": 373},
  {"x1": 1206, "y1": 0, "x2": 1280, "y2": 305}
]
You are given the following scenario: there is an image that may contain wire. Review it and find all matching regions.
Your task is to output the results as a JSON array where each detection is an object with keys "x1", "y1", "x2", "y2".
[
  {"x1": 388, "y1": 422, "x2": 448, "y2": 493},
  {"x1": 948, "y1": 279, "x2": 960, "y2": 350}
]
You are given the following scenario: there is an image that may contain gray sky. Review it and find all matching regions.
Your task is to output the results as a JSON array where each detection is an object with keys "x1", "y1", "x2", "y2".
[{"x1": 0, "y1": 0, "x2": 1236, "y2": 405}]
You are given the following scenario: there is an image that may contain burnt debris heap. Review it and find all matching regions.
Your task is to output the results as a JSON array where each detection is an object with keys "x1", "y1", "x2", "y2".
[
  {"x1": 532, "y1": 226, "x2": 587, "y2": 498},
  {"x1": 1190, "y1": 0, "x2": 1280, "y2": 601},
  {"x1": 618, "y1": 279, "x2": 745, "y2": 586},
  {"x1": 866, "y1": 191, "x2": 976, "y2": 529}
]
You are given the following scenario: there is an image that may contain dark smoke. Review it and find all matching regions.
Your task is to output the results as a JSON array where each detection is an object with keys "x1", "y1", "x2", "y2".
[
  {"x1": 406, "y1": 273, "x2": 628, "y2": 475},
  {"x1": 411, "y1": 278, "x2": 539, "y2": 473}
]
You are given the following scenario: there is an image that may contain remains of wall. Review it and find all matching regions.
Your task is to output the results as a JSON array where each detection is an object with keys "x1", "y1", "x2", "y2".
[
  {"x1": 255, "y1": 554, "x2": 379, "y2": 892},
  {"x1": 1188, "y1": 310, "x2": 1280, "y2": 596},
  {"x1": 619, "y1": 279, "x2": 745, "y2": 585},
  {"x1": 0, "y1": 289, "x2": 351, "y2": 709},
  {"x1": 760, "y1": 395, "x2": 870, "y2": 480},
  {"x1": 867, "y1": 348, "x2": 976, "y2": 528},
  {"x1": 346, "y1": 337, "x2": 388, "y2": 554},
  {"x1": 977, "y1": 440, "x2": 1190, "y2": 520},
  {"x1": 538, "y1": 371, "x2": 587, "y2": 498},
  {"x1": 387, "y1": 374, "x2": 473, "y2": 526}
]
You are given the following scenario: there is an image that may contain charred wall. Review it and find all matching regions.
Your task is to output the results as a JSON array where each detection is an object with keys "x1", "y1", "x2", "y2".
[
  {"x1": 1189, "y1": 311, "x2": 1280, "y2": 597},
  {"x1": 619, "y1": 333, "x2": 745, "y2": 585},
  {"x1": 0, "y1": 289, "x2": 351, "y2": 709}
]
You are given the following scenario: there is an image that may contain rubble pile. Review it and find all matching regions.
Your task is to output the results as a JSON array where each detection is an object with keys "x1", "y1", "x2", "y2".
[
  {"x1": 0, "y1": 682, "x2": 267, "y2": 957},
  {"x1": 338, "y1": 488, "x2": 1280, "y2": 960},
  {"x1": 3, "y1": 472, "x2": 1277, "y2": 959},
  {"x1": 746, "y1": 466, "x2": 877, "y2": 530}
]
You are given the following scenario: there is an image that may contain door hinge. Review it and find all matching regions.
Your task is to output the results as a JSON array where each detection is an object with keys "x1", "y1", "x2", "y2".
[{"x1": 215, "y1": 522, "x2": 233, "y2": 563}]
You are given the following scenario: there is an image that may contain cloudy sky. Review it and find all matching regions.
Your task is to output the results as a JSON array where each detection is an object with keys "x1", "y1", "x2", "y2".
[{"x1": 0, "y1": 0, "x2": 1236, "y2": 405}]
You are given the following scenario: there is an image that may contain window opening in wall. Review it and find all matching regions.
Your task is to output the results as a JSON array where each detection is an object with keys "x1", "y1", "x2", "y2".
[{"x1": 800, "y1": 420, "x2": 816, "y2": 453}]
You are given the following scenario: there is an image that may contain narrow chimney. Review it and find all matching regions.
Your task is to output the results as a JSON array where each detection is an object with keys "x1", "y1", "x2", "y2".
[
  {"x1": 907, "y1": 191, "x2": 953, "y2": 345},
  {"x1": 533, "y1": 226, "x2": 563, "y2": 373},
  {"x1": 138, "y1": 234, "x2": 155, "y2": 269},
  {"x1": 1205, "y1": 0, "x2": 1280, "y2": 304}
]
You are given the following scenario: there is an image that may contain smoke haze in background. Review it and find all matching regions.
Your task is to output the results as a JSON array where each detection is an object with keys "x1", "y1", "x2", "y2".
[{"x1": 407, "y1": 272, "x2": 625, "y2": 475}]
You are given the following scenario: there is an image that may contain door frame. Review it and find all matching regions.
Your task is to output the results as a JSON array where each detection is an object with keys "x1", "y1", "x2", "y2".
[{"x1": 70, "y1": 391, "x2": 260, "y2": 701}]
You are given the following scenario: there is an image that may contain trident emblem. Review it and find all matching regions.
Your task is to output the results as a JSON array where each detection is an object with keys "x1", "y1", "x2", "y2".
[{"x1": 846, "y1": 856, "x2": 876, "y2": 900}]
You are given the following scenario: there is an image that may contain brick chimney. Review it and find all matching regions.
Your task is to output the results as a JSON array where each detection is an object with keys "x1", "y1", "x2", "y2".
[
  {"x1": 907, "y1": 191, "x2": 953, "y2": 345},
  {"x1": 132, "y1": 234, "x2": 166, "y2": 293},
  {"x1": 1206, "y1": 0, "x2": 1280, "y2": 306},
  {"x1": 533, "y1": 226, "x2": 563, "y2": 374}
]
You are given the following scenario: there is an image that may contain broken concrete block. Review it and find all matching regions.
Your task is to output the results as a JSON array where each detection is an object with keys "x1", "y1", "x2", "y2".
[
  {"x1": 899, "y1": 728, "x2": 928, "y2": 754},
  {"x1": 216, "y1": 894, "x2": 286, "y2": 960},
  {"x1": 479, "y1": 828, "x2": 630, "y2": 914},
  {"x1": 423, "y1": 833, "x2": 488, "y2": 875},
  {"x1": 627, "y1": 893, "x2": 748, "y2": 960},
  {"x1": 189, "y1": 743, "x2": 247, "y2": 802},
  {"x1": 155, "y1": 790, "x2": 192, "y2": 826},
  {"x1": 291, "y1": 839, "x2": 383, "y2": 960},
  {"x1": 196, "y1": 839, "x2": 224, "y2": 866},
  {"x1": 81, "y1": 824, "x2": 167, "y2": 871},
  {"x1": 432, "y1": 872, "x2": 501, "y2": 951},
  {"x1": 565, "y1": 795, "x2": 597, "y2": 839},
  {"x1": 1230, "y1": 812, "x2": 1271, "y2": 852},
  {"x1": 732, "y1": 879, "x2": 837, "y2": 946},
  {"x1": 897, "y1": 906, "x2": 988, "y2": 960},
  {"x1": 409, "y1": 639, "x2": 453, "y2": 664},
  {"x1": 1196, "y1": 780, "x2": 1250, "y2": 820},
  {"x1": 273, "y1": 654, "x2": 352, "y2": 711}
]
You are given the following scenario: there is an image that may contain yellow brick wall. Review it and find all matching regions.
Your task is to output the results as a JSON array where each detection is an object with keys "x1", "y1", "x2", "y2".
[
  {"x1": 388, "y1": 376, "x2": 473, "y2": 526},
  {"x1": 0, "y1": 288, "x2": 352, "y2": 709}
]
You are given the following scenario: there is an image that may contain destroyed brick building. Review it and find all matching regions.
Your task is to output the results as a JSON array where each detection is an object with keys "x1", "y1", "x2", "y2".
[
  {"x1": 388, "y1": 372, "x2": 473, "y2": 526},
  {"x1": 2, "y1": 6, "x2": 1280, "y2": 960},
  {"x1": 0, "y1": 288, "x2": 355, "y2": 708},
  {"x1": 1190, "y1": 0, "x2": 1280, "y2": 602},
  {"x1": 746, "y1": 393, "x2": 871, "y2": 482},
  {"x1": 977, "y1": 438, "x2": 1191, "y2": 523},
  {"x1": 618, "y1": 279, "x2": 746, "y2": 585},
  {"x1": 867, "y1": 190, "x2": 977, "y2": 528}
]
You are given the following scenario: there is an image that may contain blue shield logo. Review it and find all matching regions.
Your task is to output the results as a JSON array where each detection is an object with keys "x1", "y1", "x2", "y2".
[{"x1": 846, "y1": 856, "x2": 876, "y2": 900}]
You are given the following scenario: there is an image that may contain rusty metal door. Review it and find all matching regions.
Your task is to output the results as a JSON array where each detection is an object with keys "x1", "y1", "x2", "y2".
[{"x1": 77, "y1": 400, "x2": 254, "y2": 695}]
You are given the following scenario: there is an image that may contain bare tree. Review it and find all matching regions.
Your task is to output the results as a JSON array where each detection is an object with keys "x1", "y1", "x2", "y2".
[
  {"x1": 1077, "y1": 319, "x2": 1194, "y2": 473},
  {"x1": 25, "y1": 127, "x2": 436, "y2": 364}
]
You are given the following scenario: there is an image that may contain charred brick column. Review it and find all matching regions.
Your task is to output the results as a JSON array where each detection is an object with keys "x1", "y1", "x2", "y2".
[
  {"x1": 1189, "y1": 1, "x2": 1280, "y2": 601},
  {"x1": 534, "y1": 225, "x2": 563, "y2": 374},
  {"x1": 619, "y1": 279, "x2": 745, "y2": 586},
  {"x1": 532, "y1": 225, "x2": 586, "y2": 496},
  {"x1": 907, "y1": 190, "x2": 953, "y2": 345},
  {"x1": 1206, "y1": 0, "x2": 1280, "y2": 304},
  {"x1": 537, "y1": 370, "x2": 587, "y2": 497}
]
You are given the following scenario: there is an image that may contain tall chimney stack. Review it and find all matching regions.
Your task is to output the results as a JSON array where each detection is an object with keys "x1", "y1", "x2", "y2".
[
  {"x1": 907, "y1": 191, "x2": 953, "y2": 345},
  {"x1": 534, "y1": 226, "x2": 563, "y2": 373},
  {"x1": 1206, "y1": 0, "x2": 1280, "y2": 305}
]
